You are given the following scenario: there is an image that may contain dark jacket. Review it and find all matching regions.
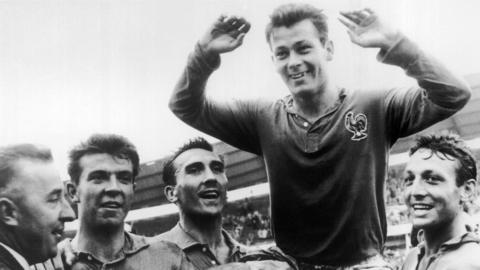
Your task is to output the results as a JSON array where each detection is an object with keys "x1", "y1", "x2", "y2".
[{"x1": 0, "y1": 244, "x2": 24, "y2": 270}]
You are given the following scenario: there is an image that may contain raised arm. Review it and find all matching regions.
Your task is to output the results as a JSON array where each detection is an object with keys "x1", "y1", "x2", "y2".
[
  {"x1": 339, "y1": 8, "x2": 471, "y2": 139},
  {"x1": 169, "y1": 16, "x2": 263, "y2": 154}
]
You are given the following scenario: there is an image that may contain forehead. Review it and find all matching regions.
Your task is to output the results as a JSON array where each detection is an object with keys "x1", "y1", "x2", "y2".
[
  {"x1": 13, "y1": 159, "x2": 62, "y2": 195},
  {"x1": 173, "y1": 148, "x2": 222, "y2": 170},
  {"x1": 269, "y1": 19, "x2": 321, "y2": 48},
  {"x1": 406, "y1": 149, "x2": 459, "y2": 178},
  {"x1": 79, "y1": 153, "x2": 133, "y2": 174}
]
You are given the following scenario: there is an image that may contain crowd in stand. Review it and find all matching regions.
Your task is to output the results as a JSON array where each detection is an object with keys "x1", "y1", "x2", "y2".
[{"x1": 222, "y1": 167, "x2": 419, "y2": 246}]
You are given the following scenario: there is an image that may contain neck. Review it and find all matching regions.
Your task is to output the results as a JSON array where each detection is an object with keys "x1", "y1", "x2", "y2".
[
  {"x1": 423, "y1": 214, "x2": 466, "y2": 256},
  {"x1": 179, "y1": 211, "x2": 224, "y2": 249},
  {"x1": 75, "y1": 219, "x2": 126, "y2": 262},
  {"x1": 292, "y1": 83, "x2": 338, "y2": 122}
]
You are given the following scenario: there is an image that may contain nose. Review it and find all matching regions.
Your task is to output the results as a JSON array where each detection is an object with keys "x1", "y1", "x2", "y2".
[
  {"x1": 59, "y1": 196, "x2": 76, "y2": 222},
  {"x1": 204, "y1": 168, "x2": 217, "y2": 182},
  {"x1": 104, "y1": 175, "x2": 122, "y2": 196},
  {"x1": 408, "y1": 178, "x2": 428, "y2": 200},
  {"x1": 287, "y1": 52, "x2": 302, "y2": 70}
]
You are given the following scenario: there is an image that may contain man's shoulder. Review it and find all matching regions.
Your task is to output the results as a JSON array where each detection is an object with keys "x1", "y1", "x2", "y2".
[
  {"x1": 442, "y1": 240, "x2": 480, "y2": 262},
  {"x1": 146, "y1": 237, "x2": 184, "y2": 254},
  {"x1": 434, "y1": 237, "x2": 480, "y2": 269},
  {"x1": 151, "y1": 228, "x2": 176, "y2": 243}
]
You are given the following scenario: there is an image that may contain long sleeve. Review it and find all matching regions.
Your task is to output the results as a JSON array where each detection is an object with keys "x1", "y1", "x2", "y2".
[
  {"x1": 380, "y1": 35, "x2": 471, "y2": 140},
  {"x1": 169, "y1": 44, "x2": 263, "y2": 154}
]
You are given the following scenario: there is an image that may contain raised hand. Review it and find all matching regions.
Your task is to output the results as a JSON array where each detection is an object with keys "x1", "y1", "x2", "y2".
[
  {"x1": 338, "y1": 8, "x2": 399, "y2": 50},
  {"x1": 199, "y1": 15, "x2": 251, "y2": 55}
]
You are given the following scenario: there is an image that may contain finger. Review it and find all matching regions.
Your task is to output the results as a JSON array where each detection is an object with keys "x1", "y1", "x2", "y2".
[
  {"x1": 224, "y1": 16, "x2": 243, "y2": 31},
  {"x1": 238, "y1": 21, "x2": 251, "y2": 34},
  {"x1": 339, "y1": 11, "x2": 361, "y2": 25},
  {"x1": 228, "y1": 16, "x2": 250, "y2": 34},
  {"x1": 346, "y1": 30, "x2": 357, "y2": 43},
  {"x1": 356, "y1": 9, "x2": 370, "y2": 20},
  {"x1": 338, "y1": 16, "x2": 356, "y2": 31},
  {"x1": 364, "y1": 8, "x2": 375, "y2": 16},
  {"x1": 236, "y1": 32, "x2": 247, "y2": 45},
  {"x1": 217, "y1": 14, "x2": 227, "y2": 22}
]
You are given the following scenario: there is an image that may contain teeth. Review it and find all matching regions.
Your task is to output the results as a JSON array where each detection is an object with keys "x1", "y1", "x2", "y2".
[
  {"x1": 412, "y1": 204, "x2": 433, "y2": 210},
  {"x1": 102, "y1": 202, "x2": 121, "y2": 208},
  {"x1": 200, "y1": 191, "x2": 219, "y2": 199},
  {"x1": 290, "y1": 72, "x2": 305, "y2": 79}
]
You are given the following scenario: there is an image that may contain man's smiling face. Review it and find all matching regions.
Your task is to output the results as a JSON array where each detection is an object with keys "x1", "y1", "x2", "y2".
[
  {"x1": 269, "y1": 19, "x2": 333, "y2": 98},
  {"x1": 172, "y1": 148, "x2": 228, "y2": 217},
  {"x1": 403, "y1": 148, "x2": 463, "y2": 230}
]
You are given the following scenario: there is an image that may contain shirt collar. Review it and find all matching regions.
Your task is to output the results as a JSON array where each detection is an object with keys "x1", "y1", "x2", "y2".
[
  {"x1": 283, "y1": 87, "x2": 347, "y2": 116},
  {"x1": 173, "y1": 223, "x2": 247, "y2": 256},
  {"x1": 418, "y1": 232, "x2": 479, "y2": 256},
  {"x1": 222, "y1": 228, "x2": 247, "y2": 256},
  {"x1": 0, "y1": 242, "x2": 30, "y2": 270},
  {"x1": 74, "y1": 231, "x2": 150, "y2": 262}
]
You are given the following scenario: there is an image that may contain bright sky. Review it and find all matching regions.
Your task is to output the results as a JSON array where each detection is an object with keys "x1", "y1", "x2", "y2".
[{"x1": 0, "y1": 0, "x2": 479, "y2": 178}]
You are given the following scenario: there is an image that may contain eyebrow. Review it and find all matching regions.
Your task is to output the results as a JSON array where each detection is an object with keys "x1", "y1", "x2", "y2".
[
  {"x1": 47, "y1": 188, "x2": 63, "y2": 198},
  {"x1": 87, "y1": 170, "x2": 133, "y2": 177},
  {"x1": 210, "y1": 160, "x2": 224, "y2": 167},
  {"x1": 185, "y1": 162, "x2": 204, "y2": 170}
]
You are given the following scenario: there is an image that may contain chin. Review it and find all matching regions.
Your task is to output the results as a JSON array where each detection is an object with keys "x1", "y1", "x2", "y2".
[{"x1": 413, "y1": 219, "x2": 437, "y2": 230}]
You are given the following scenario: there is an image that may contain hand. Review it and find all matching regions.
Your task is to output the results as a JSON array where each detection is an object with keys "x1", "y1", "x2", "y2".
[
  {"x1": 338, "y1": 8, "x2": 399, "y2": 49},
  {"x1": 245, "y1": 260, "x2": 293, "y2": 270},
  {"x1": 58, "y1": 238, "x2": 77, "y2": 266},
  {"x1": 199, "y1": 15, "x2": 251, "y2": 55}
]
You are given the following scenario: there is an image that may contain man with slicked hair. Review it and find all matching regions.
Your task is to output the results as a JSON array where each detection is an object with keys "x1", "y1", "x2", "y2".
[
  {"x1": 0, "y1": 144, "x2": 75, "y2": 269},
  {"x1": 170, "y1": 3, "x2": 471, "y2": 269}
]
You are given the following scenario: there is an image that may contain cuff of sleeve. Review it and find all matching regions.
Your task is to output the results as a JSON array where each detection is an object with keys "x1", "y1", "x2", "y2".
[
  {"x1": 376, "y1": 34, "x2": 421, "y2": 69},
  {"x1": 194, "y1": 43, "x2": 221, "y2": 71}
]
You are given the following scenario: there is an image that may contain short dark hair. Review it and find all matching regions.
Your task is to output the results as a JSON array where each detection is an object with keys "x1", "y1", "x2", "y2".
[
  {"x1": 265, "y1": 3, "x2": 328, "y2": 44},
  {"x1": 162, "y1": 137, "x2": 218, "y2": 186},
  {"x1": 68, "y1": 134, "x2": 139, "y2": 185},
  {"x1": 409, "y1": 134, "x2": 477, "y2": 186},
  {"x1": 0, "y1": 144, "x2": 53, "y2": 190}
]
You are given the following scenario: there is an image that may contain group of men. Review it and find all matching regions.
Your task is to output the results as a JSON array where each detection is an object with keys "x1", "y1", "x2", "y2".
[{"x1": 0, "y1": 2, "x2": 479, "y2": 270}]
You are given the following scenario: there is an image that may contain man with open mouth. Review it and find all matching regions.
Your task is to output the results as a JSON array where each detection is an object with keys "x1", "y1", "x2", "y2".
[
  {"x1": 0, "y1": 144, "x2": 75, "y2": 269},
  {"x1": 401, "y1": 134, "x2": 480, "y2": 270},
  {"x1": 156, "y1": 137, "x2": 295, "y2": 270}
]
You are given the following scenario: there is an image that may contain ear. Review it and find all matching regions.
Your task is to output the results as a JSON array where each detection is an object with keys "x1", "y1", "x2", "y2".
[
  {"x1": 164, "y1": 185, "x2": 178, "y2": 203},
  {"x1": 0, "y1": 198, "x2": 19, "y2": 226},
  {"x1": 66, "y1": 181, "x2": 79, "y2": 204},
  {"x1": 325, "y1": 39, "x2": 334, "y2": 61},
  {"x1": 460, "y1": 179, "x2": 476, "y2": 203}
]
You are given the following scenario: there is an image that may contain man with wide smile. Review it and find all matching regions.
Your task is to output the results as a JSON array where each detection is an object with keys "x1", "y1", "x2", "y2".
[
  {"x1": 169, "y1": 3, "x2": 471, "y2": 269},
  {"x1": 401, "y1": 134, "x2": 480, "y2": 270},
  {"x1": 156, "y1": 137, "x2": 294, "y2": 270}
]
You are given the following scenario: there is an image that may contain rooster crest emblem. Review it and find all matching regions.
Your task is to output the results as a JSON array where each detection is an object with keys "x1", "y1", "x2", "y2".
[{"x1": 344, "y1": 111, "x2": 368, "y2": 141}]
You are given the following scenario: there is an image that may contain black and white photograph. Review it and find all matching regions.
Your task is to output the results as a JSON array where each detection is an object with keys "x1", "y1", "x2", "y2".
[{"x1": 1, "y1": 0, "x2": 480, "y2": 269}]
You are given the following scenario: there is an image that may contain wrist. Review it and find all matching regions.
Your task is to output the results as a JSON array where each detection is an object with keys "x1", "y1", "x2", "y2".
[{"x1": 379, "y1": 30, "x2": 401, "y2": 50}]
